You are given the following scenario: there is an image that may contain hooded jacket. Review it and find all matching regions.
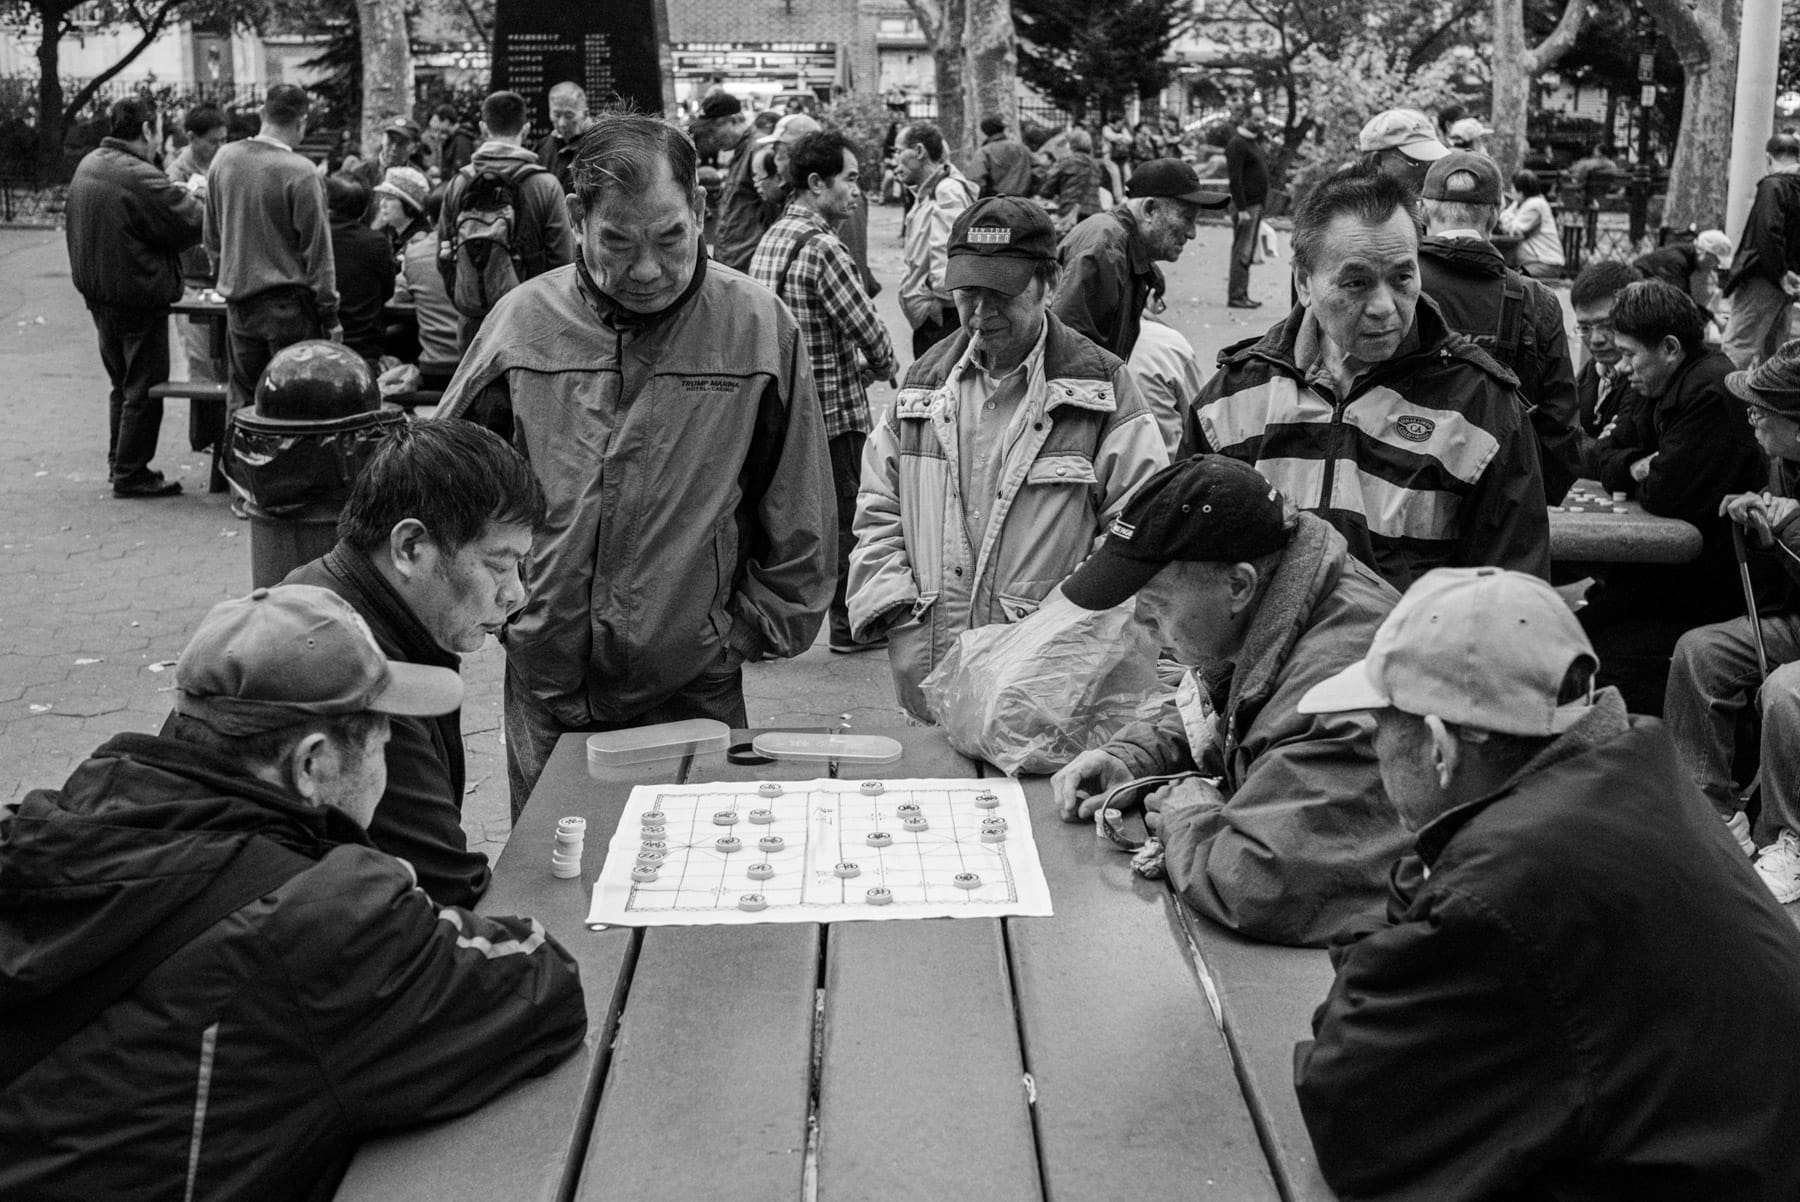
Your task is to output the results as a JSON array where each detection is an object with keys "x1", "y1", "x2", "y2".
[
  {"x1": 1184, "y1": 297, "x2": 1551, "y2": 591},
  {"x1": 435, "y1": 140, "x2": 575, "y2": 296},
  {"x1": 283, "y1": 543, "x2": 491, "y2": 907},
  {"x1": 0, "y1": 732, "x2": 585, "y2": 1201},
  {"x1": 1723, "y1": 166, "x2": 1800, "y2": 296},
  {"x1": 1296, "y1": 694, "x2": 1800, "y2": 1200},
  {"x1": 898, "y1": 161, "x2": 977, "y2": 329},
  {"x1": 1419, "y1": 234, "x2": 1582, "y2": 503},
  {"x1": 65, "y1": 138, "x2": 203, "y2": 309},
  {"x1": 441, "y1": 254, "x2": 832, "y2": 725},
  {"x1": 1105, "y1": 514, "x2": 1410, "y2": 946},
  {"x1": 847, "y1": 313, "x2": 1166, "y2": 720}
]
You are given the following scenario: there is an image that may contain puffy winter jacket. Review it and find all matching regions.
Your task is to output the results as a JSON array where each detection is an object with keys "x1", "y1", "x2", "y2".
[
  {"x1": 441, "y1": 253, "x2": 832, "y2": 725},
  {"x1": 1104, "y1": 514, "x2": 1409, "y2": 946},
  {"x1": 0, "y1": 732, "x2": 585, "y2": 1201},
  {"x1": 898, "y1": 162, "x2": 976, "y2": 330},
  {"x1": 1297, "y1": 694, "x2": 1800, "y2": 1200},
  {"x1": 847, "y1": 313, "x2": 1167, "y2": 720},
  {"x1": 65, "y1": 138, "x2": 203, "y2": 309},
  {"x1": 1184, "y1": 297, "x2": 1551, "y2": 590}
]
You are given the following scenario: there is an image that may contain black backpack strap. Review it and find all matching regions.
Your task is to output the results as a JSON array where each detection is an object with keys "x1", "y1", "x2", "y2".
[
  {"x1": 774, "y1": 228, "x2": 821, "y2": 300},
  {"x1": 1493, "y1": 274, "x2": 1528, "y2": 363},
  {"x1": 0, "y1": 834, "x2": 314, "y2": 1089}
]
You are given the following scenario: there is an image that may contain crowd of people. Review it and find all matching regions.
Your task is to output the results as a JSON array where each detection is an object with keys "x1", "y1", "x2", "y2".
[{"x1": 20, "y1": 80, "x2": 1800, "y2": 1200}]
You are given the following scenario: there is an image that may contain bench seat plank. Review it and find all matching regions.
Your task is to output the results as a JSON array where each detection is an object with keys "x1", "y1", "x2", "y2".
[{"x1": 1009, "y1": 776, "x2": 1278, "y2": 1199}]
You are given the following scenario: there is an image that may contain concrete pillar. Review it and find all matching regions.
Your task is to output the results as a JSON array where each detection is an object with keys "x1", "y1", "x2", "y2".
[{"x1": 1726, "y1": 0, "x2": 1782, "y2": 240}]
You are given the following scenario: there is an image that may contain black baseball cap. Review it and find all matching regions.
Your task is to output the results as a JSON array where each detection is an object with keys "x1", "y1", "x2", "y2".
[
  {"x1": 1124, "y1": 159, "x2": 1229, "y2": 208},
  {"x1": 945, "y1": 197, "x2": 1059, "y2": 296},
  {"x1": 1061, "y1": 456, "x2": 1292, "y2": 610}
]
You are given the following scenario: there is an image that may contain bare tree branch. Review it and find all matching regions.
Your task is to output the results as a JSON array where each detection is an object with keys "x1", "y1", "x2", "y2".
[
  {"x1": 1523, "y1": 0, "x2": 1591, "y2": 72},
  {"x1": 61, "y1": 0, "x2": 184, "y2": 123}
]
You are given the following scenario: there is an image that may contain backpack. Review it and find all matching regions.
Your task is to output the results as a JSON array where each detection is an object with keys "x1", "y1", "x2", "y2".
[
  {"x1": 442, "y1": 165, "x2": 546, "y2": 319},
  {"x1": 1468, "y1": 273, "x2": 1533, "y2": 369}
]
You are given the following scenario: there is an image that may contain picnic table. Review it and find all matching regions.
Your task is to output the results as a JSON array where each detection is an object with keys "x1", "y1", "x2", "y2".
[
  {"x1": 335, "y1": 727, "x2": 1325, "y2": 1202},
  {"x1": 1548, "y1": 479, "x2": 1703, "y2": 565}
]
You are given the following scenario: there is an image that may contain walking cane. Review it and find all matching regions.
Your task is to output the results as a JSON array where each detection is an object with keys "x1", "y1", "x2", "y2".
[{"x1": 1732, "y1": 518, "x2": 1771, "y2": 684}]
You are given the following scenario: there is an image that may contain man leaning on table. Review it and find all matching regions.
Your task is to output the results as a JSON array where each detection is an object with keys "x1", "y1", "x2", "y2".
[
  {"x1": 0, "y1": 584, "x2": 585, "y2": 1201},
  {"x1": 283, "y1": 419, "x2": 545, "y2": 906},
  {"x1": 1293, "y1": 566, "x2": 1800, "y2": 1201},
  {"x1": 1050, "y1": 456, "x2": 1410, "y2": 948}
]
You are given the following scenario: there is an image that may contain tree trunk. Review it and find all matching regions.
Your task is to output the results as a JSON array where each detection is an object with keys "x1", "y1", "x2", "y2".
[
  {"x1": 34, "y1": 1, "x2": 64, "y2": 175},
  {"x1": 357, "y1": 0, "x2": 415, "y2": 154},
  {"x1": 1641, "y1": 0, "x2": 1735, "y2": 229},
  {"x1": 1490, "y1": 0, "x2": 1589, "y2": 179},
  {"x1": 933, "y1": 0, "x2": 968, "y2": 153},
  {"x1": 1491, "y1": 0, "x2": 1528, "y2": 178},
  {"x1": 964, "y1": 0, "x2": 1016, "y2": 163}
]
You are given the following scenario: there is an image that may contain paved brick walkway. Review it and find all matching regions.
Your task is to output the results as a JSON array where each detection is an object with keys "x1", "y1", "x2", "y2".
[{"x1": 0, "y1": 204, "x2": 1300, "y2": 858}]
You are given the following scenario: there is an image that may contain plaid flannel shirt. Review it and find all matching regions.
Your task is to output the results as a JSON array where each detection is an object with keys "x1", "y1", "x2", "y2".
[{"x1": 750, "y1": 204, "x2": 897, "y2": 438}]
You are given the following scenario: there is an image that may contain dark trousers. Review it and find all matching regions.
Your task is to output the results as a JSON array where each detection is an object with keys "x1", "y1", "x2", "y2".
[
  {"x1": 1229, "y1": 205, "x2": 1261, "y2": 304},
  {"x1": 827, "y1": 431, "x2": 867, "y2": 645},
  {"x1": 226, "y1": 286, "x2": 322, "y2": 413},
  {"x1": 912, "y1": 306, "x2": 959, "y2": 358},
  {"x1": 503, "y1": 659, "x2": 750, "y2": 819},
  {"x1": 87, "y1": 302, "x2": 171, "y2": 485}
]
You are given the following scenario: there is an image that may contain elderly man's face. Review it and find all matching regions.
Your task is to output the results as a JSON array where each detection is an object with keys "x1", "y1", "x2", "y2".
[
  {"x1": 954, "y1": 276, "x2": 1048, "y2": 369},
  {"x1": 1373, "y1": 708, "x2": 1443, "y2": 831},
  {"x1": 1133, "y1": 560, "x2": 1240, "y2": 667},
  {"x1": 313, "y1": 717, "x2": 391, "y2": 829},
  {"x1": 1142, "y1": 197, "x2": 1203, "y2": 262},
  {"x1": 571, "y1": 157, "x2": 703, "y2": 314},
  {"x1": 1298, "y1": 210, "x2": 1421, "y2": 365},
  {"x1": 406, "y1": 520, "x2": 534, "y2": 654},
  {"x1": 550, "y1": 96, "x2": 588, "y2": 141},
  {"x1": 895, "y1": 135, "x2": 930, "y2": 186}
]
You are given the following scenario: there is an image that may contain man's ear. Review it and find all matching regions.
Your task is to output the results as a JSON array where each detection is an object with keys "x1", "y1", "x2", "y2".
[
  {"x1": 386, "y1": 518, "x2": 433, "y2": 581},
  {"x1": 1660, "y1": 333, "x2": 1686, "y2": 361},
  {"x1": 1225, "y1": 562, "x2": 1260, "y2": 615},
  {"x1": 288, "y1": 730, "x2": 333, "y2": 804},
  {"x1": 566, "y1": 192, "x2": 584, "y2": 233},
  {"x1": 1294, "y1": 267, "x2": 1313, "y2": 308},
  {"x1": 1424, "y1": 715, "x2": 1462, "y2": 790}
]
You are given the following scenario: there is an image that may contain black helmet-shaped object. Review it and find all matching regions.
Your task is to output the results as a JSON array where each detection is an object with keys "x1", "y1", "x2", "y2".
[{"x1": 254, "y1": 341, "x2": 378, "y2": 422}]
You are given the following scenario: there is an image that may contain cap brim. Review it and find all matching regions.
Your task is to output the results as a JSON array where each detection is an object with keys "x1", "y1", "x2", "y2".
[
  {"x1": 945, "y1": 253, "x2": 1039, "y2": 297},
  {"x1": 1178, "y1": 190, "x2": 1232, "y2": 209},
  {"x1": 370, "y1": 661, "x2": 464, "y2": 717},
  {"x1": 372, "y1": 186, "x2": 422, "y2": 214},
  {"x1": 1295, "y1": 658, "x2": 1388, "y2": 715},
  {"x1": 1060, "y1": 545, "x2": 1166, "y2": 611},
  {"x1": 1399, "y1": 140, "x2": 1452, "y2": 162}
]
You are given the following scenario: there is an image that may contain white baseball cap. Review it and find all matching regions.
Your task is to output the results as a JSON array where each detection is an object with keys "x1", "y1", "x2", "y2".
[{"x1": 1297, "y1": 568, "x2": 1599, "y2": 736}]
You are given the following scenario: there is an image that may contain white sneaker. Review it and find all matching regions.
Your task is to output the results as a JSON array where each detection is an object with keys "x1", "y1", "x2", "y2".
[
  {"x1": 1755, "y1": 830, "x2": 1800, "y2": 905},
  {"x1": 1724, "y1": 810, "x2": 1755, "y2": 857}
]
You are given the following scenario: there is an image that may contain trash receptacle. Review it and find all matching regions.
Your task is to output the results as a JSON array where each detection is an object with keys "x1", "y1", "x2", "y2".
[{"x1": 227, "y1": 341, "x2": 405, "y2": 587}]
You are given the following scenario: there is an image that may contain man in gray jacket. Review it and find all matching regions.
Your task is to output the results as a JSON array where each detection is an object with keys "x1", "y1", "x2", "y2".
[
  {"x1": 66, "y1": 95, "x2": 203, "y2": 496},
  {"x1": 441, "y1": 113, "x2": 832, "y2": 812},
  {"x1": 1051, "y1": 456, "x2": 1409, "y2": 946}
]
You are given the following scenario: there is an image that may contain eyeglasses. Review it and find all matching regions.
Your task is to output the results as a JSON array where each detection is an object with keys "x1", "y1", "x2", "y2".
[{"x1": 1575, "y1": 319, "x2": 1615, "y2": 335}]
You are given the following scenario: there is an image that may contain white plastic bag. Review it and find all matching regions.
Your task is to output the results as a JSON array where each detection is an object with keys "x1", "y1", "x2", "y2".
[{"x1": 919, "y1": 589, "x2": 1162, "y2": 775}]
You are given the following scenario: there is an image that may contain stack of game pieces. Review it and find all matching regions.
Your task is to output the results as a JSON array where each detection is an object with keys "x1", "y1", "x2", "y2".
[{"x1": 552, "y1": 816, "x2": 586, "y2": 879}]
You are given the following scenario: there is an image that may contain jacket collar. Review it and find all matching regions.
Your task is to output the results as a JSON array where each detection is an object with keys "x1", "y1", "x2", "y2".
[
  {"x1": 98, "y1": 136, "x2": 149, "y2": 162},
  {"x1": 319, "y1": 543, "x2": 459, "y2": 671},
  {"x1": 780, "y1": 201, "x2": 835, "y2": 236},
  {"x1": 1413, "y1": 688, "x2": 1632, "y2": 864},
  {"x1": 1220, "y1": 514, "x2": 1346, "y2": 720}
]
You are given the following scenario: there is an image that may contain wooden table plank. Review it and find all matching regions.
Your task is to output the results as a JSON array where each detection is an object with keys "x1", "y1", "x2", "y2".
[
  {"x1": 813, "y1": 730, "x2": 1042, "y2": 1202},
  {"x1": 1175, "y1": 909, "x2": 1340, "y2": 1202},
  {"x1": 574, "y1": 736, "x2": 824, "y2": 1202},
  {"x1": 336, "y1": 736, "x2": 663, "y2": 1202},
  {"x1": 1008, "y1": 776, "x2": 1279, "y2": 1200}
]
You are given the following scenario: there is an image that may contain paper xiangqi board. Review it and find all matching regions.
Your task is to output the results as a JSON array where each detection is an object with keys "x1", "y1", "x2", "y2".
[{"x1": 587, "y1": 777, "x2": 1053, "y2": 926}]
